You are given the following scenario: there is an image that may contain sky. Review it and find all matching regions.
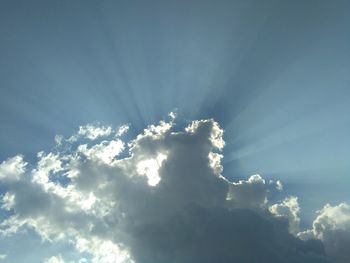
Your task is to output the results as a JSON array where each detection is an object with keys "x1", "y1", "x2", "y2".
[{"x1": 0, "y1": 0, "x2": 350, "y2": 262}]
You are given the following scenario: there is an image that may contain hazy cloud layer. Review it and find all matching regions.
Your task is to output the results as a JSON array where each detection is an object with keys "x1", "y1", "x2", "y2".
[{"x1": 0, "y1": 115, "x2": 348, "y2": 262}]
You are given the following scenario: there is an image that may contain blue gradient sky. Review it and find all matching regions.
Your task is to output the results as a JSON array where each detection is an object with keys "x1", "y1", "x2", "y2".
[{"x1": 1, "y1": 0, "x2": 349, "y2": 233}]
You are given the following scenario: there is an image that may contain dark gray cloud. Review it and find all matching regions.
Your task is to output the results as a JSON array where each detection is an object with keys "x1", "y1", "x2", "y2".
[{"x1": 126, "y1": 205, "x2": 329, "y2": 263}]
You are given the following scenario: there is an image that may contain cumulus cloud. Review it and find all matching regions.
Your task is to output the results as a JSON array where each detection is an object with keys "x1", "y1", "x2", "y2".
[
  {"x1": 0, "y1": 155, "x2": 27, "y2": 181},
  {"x1": 227, "y1": 174, "x2": 276, "y2": 209},
  {"x1": 270, "y1": 196, "x2": 301, "y2": 235},
  {"x1": 298, "y1": 203, "x2": 350, "y2": 263},
  {"x1": 0, "y1": 115, "x2": 347, "y2": 263}
]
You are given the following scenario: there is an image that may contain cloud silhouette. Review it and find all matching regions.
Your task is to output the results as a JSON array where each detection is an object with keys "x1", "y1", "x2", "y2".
[{"x1": 0, "y1": 115, "x2": 347, "y2": 262}]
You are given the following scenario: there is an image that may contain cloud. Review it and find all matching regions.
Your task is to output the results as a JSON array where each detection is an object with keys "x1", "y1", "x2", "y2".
[
  {"x1": 227, "y1": 174, "x2": 276, "y2": 209},
  {"x1": 0, "y1": 254, "x2": 7, "y2": 261},
  {"x1": 270, "y1": 196, "x2": 301, "y2": 235},
  {"x1": 77, "y1": 139, "x2": 124, "y2": 165},
  {"x1": 44, "y1": 254, "x2": 88, "y2": 263},
  {"x1": 0, "y1": 116, "x2": 347, "y2": 262},
  {"x1": 77, "y1": 124, "x2": 113, "y2": 140},
  {"x1": 45, "y1": 255, "x2": 66, "y2": 263},
  {"x1": 0, "y1": 155, "x2": 27, "y2": 181},
  {"x1": 299, "y1": 203, "x2": 350, "y2": 263}
]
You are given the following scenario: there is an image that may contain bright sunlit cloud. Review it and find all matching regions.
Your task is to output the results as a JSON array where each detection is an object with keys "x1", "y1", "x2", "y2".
[
  {"x1": 136, "y1": 153, "x2": 167, "y2": 186},
  {"x1": 0, "y1": 115, "x2": 349, "y2": 263}
]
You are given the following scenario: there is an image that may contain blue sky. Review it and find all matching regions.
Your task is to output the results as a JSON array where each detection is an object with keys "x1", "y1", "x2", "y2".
[{"x1": 0, "y1": 1, "x2": 350, "y2": 262}]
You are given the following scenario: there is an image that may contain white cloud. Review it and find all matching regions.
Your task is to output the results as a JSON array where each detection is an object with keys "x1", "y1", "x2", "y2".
[
  {"x1": 0, "y1": 155, "x2": 27, "y2": 181},
  {"x1": 0, "y1": 254, "x2": 7, "y2": 260},
  {"x1": 77, "y1": 124, "x2": 113, "y2": 140},
  {"x1": 276, "y1": 180, "x2": 283, "y2": 191},
  {"x1": 168, "y1": 111, "x2": 176, "y2": 120},
  {"x1": 0, "y1": 116, "x2": 342, "y2": 263},
  {"x1": 298, "y1": 203, "x2": 350, "y2": 263},
  {"x1": 116, "y1": 125, "x2": 130, "y2": 137},
  {"x1": 78, "y1": 139, "x2": 124, "y2": 164},
  {"x1": 66, "y1": 123, "x2": 116, "y2": 143},
  {"x1": 44, "y1": 255, "x2": 89, "y2": 263},
  {"x1": 270, "y1": 196, "x2": 301, "y2": 234},
  {"x1": 45, "y1": 255, "x2": 66, "y2": 263},
  {"x1": 185, "y1": 119, "x2": 225, "y2": 150},
  {"x1": 1, "y1": 192, "x2": 15, "y2": 210},
  {"x1": 136, "y1": 153, "x2": 167, "y2": 186},
  {"x1": 55, "y1": 135, "x2": 64, "y2": 146}
]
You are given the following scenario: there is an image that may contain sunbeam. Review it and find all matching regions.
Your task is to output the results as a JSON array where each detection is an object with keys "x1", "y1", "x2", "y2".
[{"x1": 1, "y1": 1, "x2": 350, "y2": 262}]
